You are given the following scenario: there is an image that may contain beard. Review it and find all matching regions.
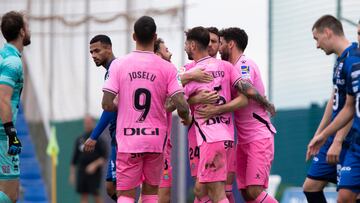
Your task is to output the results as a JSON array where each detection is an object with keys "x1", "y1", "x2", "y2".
[
  {"x1": 23, "y1": 35, "x2": 31, "y2": 46},
  {"x1": 220, "y1": 51, "x2": 229, "y2": 61},
  {"x1": 186, "y1": 51, "x2": 193, "y2": 60}
]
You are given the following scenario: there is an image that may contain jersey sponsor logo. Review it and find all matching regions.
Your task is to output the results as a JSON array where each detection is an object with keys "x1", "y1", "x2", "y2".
[
  {"x1": 241, "y1": 65, "x2": 250, "y2": 79},
  {"x1": 209, "y1": 71, "x2": 225, "y2": 78},
  {"x1": 124, "y1": 127, "x2": 159, "y2": 136},
  {"x1": 341, "y1": 166, "x2": 351, "y2": 171},
  {"x1": 205, "y1": 115, "x2": 231, "y2": 126},
  {"x1": 1, "y1": 165, "x2": 10, "y2": 174}
]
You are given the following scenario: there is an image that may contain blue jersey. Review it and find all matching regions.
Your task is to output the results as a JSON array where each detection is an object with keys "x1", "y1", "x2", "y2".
[
  {"x1": 331, "y1": 42, "x2": 359, "y2": 144},
  {"x1": 0, "y1": 43, "x2": 23, "y2": 137},
  {"x1": 332, "y1": 43, "x2": 358, "y2": 119},
  {"x1": 90, "y1": 58, "x2": 117, "y2": 146},
  {"x1": 346, "y1": 48, "x2": 360, "y2": 152}
]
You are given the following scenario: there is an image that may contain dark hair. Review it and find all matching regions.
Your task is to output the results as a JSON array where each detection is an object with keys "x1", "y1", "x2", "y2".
[
  {"x1": 185, "y1": 26, "x2": 210, "y2": 50},
  {"x1": 1, "y1": 11, "x2": 25, "y2": 42},
  {"x1": 90, "y1": 34, "x2": 112, "y2": 45},
  {"x1": 312, "y1": 15, "x2": 344, "y2": 36},
  {"x1": 219, "y1": 27, "x2": 248, "y2": 51},
  {"x1": 134, "y1": 16, "x2": 156, "y2": 44},
  {"x1": 154, "y1": 38, "x2": 164, "y2": 52},
  {"x1": 206, "y1": 27, "x2": 219, "y2": 37}
]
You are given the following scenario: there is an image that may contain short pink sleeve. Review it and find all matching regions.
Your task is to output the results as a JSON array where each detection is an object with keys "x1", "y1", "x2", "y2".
[
  {"x1": 103, "y1": 59, "x2": 120, "y2": 95},
  {"x1": 167, "y1": 63, "x2": 184, "y2": 97},
  {"x1": 225, "y1": 61, "x2": 242, "y2": 88}
]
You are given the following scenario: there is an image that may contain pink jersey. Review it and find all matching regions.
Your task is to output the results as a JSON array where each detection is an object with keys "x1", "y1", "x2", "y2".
[
  {"x1": 233, "y1": 55, "x2": 276, "y2": 144},
  {"x1": 103, "y1": 51, "x2": 183, "y2": 153},
  {"x1": 184, "y1": 56, "x2": 241, "y2": 145}
]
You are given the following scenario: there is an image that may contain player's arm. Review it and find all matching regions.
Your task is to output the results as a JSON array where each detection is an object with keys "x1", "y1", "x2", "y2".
[
  {"x1": 0, "y1": 84, "x2": 22, "y2": 155},
  {"x1": 235, "y1": 80, "x2": 276, "y2": 116},
  {"x1": 180, "y1": 68, "x2": 213, "y2": 86},
  {"x1": 187, "y1": 90, "x2": 219, "y2": 105},
  {"x1": 327, "y1": 118, "x2": 353, "y2": 164},
  {"x1": 84, "y1": 111, "x2": 116, "y2": 152},
  {"x1": 306, "y1": 94, "x2": 355, "y2": 160},
  {"x1": 197, "y1": 94, "x2": 248, "y2": 121},
  {"x1": 102, "y1": 91, "x2": 117, "y2": 111},
  {"x1": 314, "y1": 91, "x2": 334, "y2": 136},
  {"x1": 0, "y1": 84, "x2": 13, "y2": 123},
  {"x1": 170, "y1": 92, "x2": 191, "y2": 124}
]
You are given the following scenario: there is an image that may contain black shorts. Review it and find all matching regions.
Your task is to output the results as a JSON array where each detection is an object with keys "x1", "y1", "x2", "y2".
[{"x1": 76, "y1": 172, "x2": 102, "y2": 195}]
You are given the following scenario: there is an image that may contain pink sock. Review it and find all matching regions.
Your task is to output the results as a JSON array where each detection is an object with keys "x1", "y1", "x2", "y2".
[
  {"x1": 194, "y1": 195, "x2": 211, "y2": 203},
  {"x1": 141, "y1": 194, "x2": 158, "y2": 203},
  {"x1": 117, "y1": 196, "x2": 135, "y2": 203},
  {"x1": 218, "y1": 197, "x2": 230, "y2": 203},
  {"x1": 225, "y1": 185, "x2": 235, "y2": 203},
  {"x1": 247, "y1": 191, "x2": 278, "y2": 203}
]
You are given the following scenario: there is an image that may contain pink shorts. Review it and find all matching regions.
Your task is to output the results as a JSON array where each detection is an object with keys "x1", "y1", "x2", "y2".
[
  {"x1": 116, "y1": 152, "x2": 164, "y2": 190},
  {"x1": 160, "y1": 140, "x2": 172, "y2": 188},
  {"x1": 226, "y1": 141, "x2": 236, "y2": 173},
  {"x1": 197, "y1": 141, "x2": 233, "y2": 183},
  {"x1": 188, "y1": 125, "x2": 199, "y2": 177},
  {"x1": 236, "y1": 137, "x2": 274, "y2": 189}
]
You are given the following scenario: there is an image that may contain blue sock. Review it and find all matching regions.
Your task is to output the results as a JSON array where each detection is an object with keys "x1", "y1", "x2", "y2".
[{"x1": 0, "y1": 191, "x2": 12, "y2": 203}]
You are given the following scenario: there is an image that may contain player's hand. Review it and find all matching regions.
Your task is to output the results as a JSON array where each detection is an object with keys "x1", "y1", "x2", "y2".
[
  {"x1": 326, "y1": 140, "x2": 342, "y2": 165},
  {"x1": 181, "y1": 114, "x2": 193, "y2": 126},
  {"x1": 4, "y1": 122, "x2": 22, "y2": 155},
  {"x1": 191, "y1": 68, "x2": 213, "y2": 83},
  {"x1": 197, "y1": 104, "x2": 219, "y2": 122},
  {"x1": 86, "y1": 162, "x2": 98, "y2": 174},
  {"x1": 306, "y1": 133, "x2": 327, "y2": 161},
  {"x1": 84, "y1": 138, "x2": 97, "y2": 152},
  {"x1": 197, "y1": 90, "x2": 219, "y2": 104},
  {"x1": 69, "y1": 172, "x2": 75, "y2": 186}
]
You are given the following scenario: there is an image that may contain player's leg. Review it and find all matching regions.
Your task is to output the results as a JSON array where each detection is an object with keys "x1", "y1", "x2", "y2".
[
  {"x1": 337, "y1": 149, "x2": 360, "y2": 203},
  {"x1": 240, "y1": 137, "x2": 277, "y2": 203},
  {"x1": 206, "y1": 181, "x2": 228, "y2": 202},
  {"x1": 225, "y1": 141, "x2": 236, "y2": 203},
  {"x1": 303, "y1": 138, "x2": 337, "y2": 203},
  {"x1": 193, "y1": 179, "x2": 209, "y2": 203},
  {"x1": 116, "y1": 152, "x2": 143, "y2": 202},
  {"x1": 142, "y1": 152, "x2": 164, "y2": 203},
  {"x1": 106, "y1": 144, "x2": 117, "y2": 201},
  {"x1": 159, "y1": 152, "x2": 172, "y2": 203},
  {"x1": 0, "y1": 180, "x2": 19, "y2": 203},
  {"x1": 337, "y1": 189, "x2": 357, "y2": 203},
  {"x1": 0, "y1": 140, "x2": 20, "y2": 203},
  {"x1": 198, "y1": 141, "x2": 229, "y2": 202},
  {"x1": 80, "y1": 193, "x2": 89, "y2": 203}
]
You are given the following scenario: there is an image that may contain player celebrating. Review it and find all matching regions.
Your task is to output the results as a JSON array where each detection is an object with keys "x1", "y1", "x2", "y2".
[
  {"x1": 198, "y1": 27, "x2": 277, "y2": 203},
  {"x1": 102, "y1": 16, "x2": 191, "y2": 203},
  {"x1": 184, "y1": 26, "x2": 249, "y2": 203}
]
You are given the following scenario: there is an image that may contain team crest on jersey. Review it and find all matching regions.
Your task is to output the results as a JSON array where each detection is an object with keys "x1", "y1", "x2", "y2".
[{"x1": 241, "y1": 65, "x2": 250, "y2": 79}]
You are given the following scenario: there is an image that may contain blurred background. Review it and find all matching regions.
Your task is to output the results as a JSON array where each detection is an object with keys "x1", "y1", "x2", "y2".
[{"x1": 0, "y1": 0, "x2": 359, "y2": 202}]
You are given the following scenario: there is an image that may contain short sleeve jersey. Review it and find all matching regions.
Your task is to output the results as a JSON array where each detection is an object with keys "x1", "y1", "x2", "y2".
[
  {"x1": 0, "y1": 43, "x2": 23, "y2": 136},
  {"x1": 184, "y1": 56, "x2": 241, "y2": 145},
  {"x1": 233, "y1": 55, "x2": 276, "y2": 144},
  {"x1": 103, "y1": 51, "x2": 183, "y2": 153}
]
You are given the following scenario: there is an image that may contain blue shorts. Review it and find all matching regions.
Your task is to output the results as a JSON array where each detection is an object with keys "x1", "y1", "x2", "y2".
[
  {"x1": 106, "y1": 144, "x2": 116, "y2": 182},
  {"x1": 307, "y1": 136, "x2": 348, "y2": 184},
  {"x1": 338, "y1": 148, "x2": 360, "y2": 194}
]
